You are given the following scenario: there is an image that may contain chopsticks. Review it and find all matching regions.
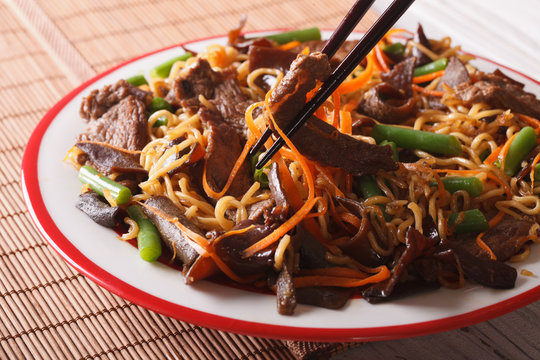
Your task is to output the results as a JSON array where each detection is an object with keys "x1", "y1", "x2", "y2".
[{"x1": 252, "y1": 0, "x2": 415, "y2": 169}]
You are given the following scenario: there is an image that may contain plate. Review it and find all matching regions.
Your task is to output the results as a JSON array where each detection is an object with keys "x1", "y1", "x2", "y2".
[{"x1": 21, "y1": 31, "x2": 540, "y2": 342}]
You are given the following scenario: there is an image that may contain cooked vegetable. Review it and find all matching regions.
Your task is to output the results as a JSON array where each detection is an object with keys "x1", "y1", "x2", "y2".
[
  {"x1": 503, "y1": 126, "x2": 537, "y2": 176},
  {"x1": 382, "y1": 42, "x2": 405, "y2": 55},
  {"x1": 264, "y1": 27, "x2": 321, "y2": 45},
  {"x1": 356, "y1": 176, "x2": 390, "y2": 221},
  {"x1": 149, "y1": 97, "x2": 173, "y2": 113},
  {"x1": 379, "y1": 140, "x2": 399, "y2": 161},
  {"x1": 448, "y1": 209, "x2": 489, "y2": 233},
  {"x1": 126, "y1": 74, "x2": 148, "y2": 87},
  {"x1": 151, "y1": 53, "x2": 193, "y2": 78},
  {"x1": 153, "y1": 115, "x2": 168, "y2": 127},
  {"x1": 78, "y1": 165, "x2": 131, "y2": 205},
  {"x1": 371, "y1": 124, "x2": 462, "y2": 155},
  {"x1": 413, "y1": 57, "x2": 448, "y2": 77},
  {"x1": 431, "y1": 176, "x2": 483, "y2": 197},
  {"x1": 127, "y1": 205, "x2": 162, "y2": 262}
]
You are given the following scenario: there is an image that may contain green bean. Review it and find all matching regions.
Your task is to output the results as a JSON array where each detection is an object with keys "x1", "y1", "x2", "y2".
[
  {"x1": 413, "y1": 58, "x2": 448, "y2": 77},
  {"x1": 431, "y1": 176, "x2": 483, "y2": 197},
  {"x1": 78, "y1": 165, "x2": 131, "y2": 205},
  {"x1": 151, "y1": 53, "x2": 193, "y2": 78},
  {"x1": 127, "y1": 205, "x2": 162, "y2": 262},
  {"x1": 503, "y1": 126, "x2": 537, "y2": 176},
  {"x1": 382, "y1": 42, "x2": 405, "y2": 55},
  {"x1": 149, "y1": 97, "x2": 173, "y2": 113},
  {"x1": 263, "y1": 27, "x2": 321, "y2": 45},
  {"x1": 152, "y1": 115, "x2": 168, "y2": 127},
  {"x1": 371, "y1": 124, "x2": 462, "y2": 155},
  {"x1": 125, "y1": 74, "x2": 148, "y2": 87},
  {"x1": 356, "y1": 176, "x2": 390, "y2": 221},
  {"x1": 379, "y1": 140, "x2": 399, "y2": 161},
  {"x1": 448, "y1": 209, "x2": 489, "y2": 234},
  {"x1": 479, "y1": 148, "x2": 491, "y2": 161}
]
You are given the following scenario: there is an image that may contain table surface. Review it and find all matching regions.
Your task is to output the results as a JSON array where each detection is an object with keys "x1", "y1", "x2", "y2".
[{"x1": 2, "y1": 0, "x2": 540, "y2": 359}]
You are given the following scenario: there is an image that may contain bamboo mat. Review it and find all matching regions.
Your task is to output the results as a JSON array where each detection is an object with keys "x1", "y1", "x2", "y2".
[{"x1": 0, "y1": 0, "x2": 379, "y2": 358}]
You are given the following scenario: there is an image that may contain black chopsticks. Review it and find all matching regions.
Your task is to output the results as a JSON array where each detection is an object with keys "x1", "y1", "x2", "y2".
[
  {"x1": 252, "y1": 0, "x2": 415, "y2": 169},
  {"x1": 248, "y1": 0, "x2": 376, "y2": 158}
]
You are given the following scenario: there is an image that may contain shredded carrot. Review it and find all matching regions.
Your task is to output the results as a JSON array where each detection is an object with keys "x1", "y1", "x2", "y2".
[
  {"x1": 202, "y1": 136, "x2": 254, "y2": 199},
  {"x1": 332, "y1": 91, "x2": 341, "y2": 127},
  {"x1": 278, "y1": 40, "x2": 301, "y2": 51},
  {"x1": 301, "y1": 46, "x2": 310, "y2": 55},
  {"x1": 297, "y1": 267, "x2": 372, "y2": 278},
  {"x1": 483, "y1": 145, "x2": 502, "y2": 165},
  {"x1": 498, "y1": 132, "x2": 518, "y2": 173},
  {"x1": 530, "y1": 152, "x2": 540, "y2": 184},
  {"x1": 314, "y1": 107, "x2": 327, "y2": 122},
  {"x1": 412, "y1": 84, "x2": 444, "y2": 97},
  {"x1": 315, "y1": 165, "x2": 345, "y2": 197},
  {"x1": 342, "y1": 100, "x2": 358, "y2": 113},
  {"x1": 345, "y1": 173, "x2": 353, "y2": 194},
  {"x1": 304, "y1": 197, "x2": 328, "y2": 218},
  {"x1": 383, "y1": 28, "x2": 414, "y2": 42},
  {"x1": 243, "y1": 91, "x2": 318, "y2": 258},
  {"x1": 339, "y1": 110, "x2": 352, "y2": 135},
  {"x1": 293, "y1": 266, "x2": 390, "y2": 288},
  {"x1": 374, "y1": 44, "x2": 390, "y2": 73},
  {"x1": 517, "y1": 113, "x2": 540, "y2": 131},
  {"x1": 337, "y1": 52, "x2": 374, "y2": 94},
  {"x1": 413, "y1": 70, "x2": 445, "y2": 84},
  {"x1": 339, "y1": 211, "x2": 361, "y2": 228},
  {"x1": 475, "y1": 232, "x2": 497, "y2": 260}
]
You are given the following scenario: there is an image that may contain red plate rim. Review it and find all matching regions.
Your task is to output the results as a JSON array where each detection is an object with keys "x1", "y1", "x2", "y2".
[{"x1": 20, "y1": 30, "x2": 540, "y2": 342}]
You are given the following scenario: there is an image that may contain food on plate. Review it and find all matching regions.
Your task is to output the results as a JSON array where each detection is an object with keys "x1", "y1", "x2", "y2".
[{"x1": 66, "y1": 23, "x2": 540, "y2": 314}]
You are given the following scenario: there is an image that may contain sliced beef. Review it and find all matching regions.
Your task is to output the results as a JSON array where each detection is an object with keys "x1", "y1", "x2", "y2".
[
  {"x1": 78, "y1": 95, "x2": 150, "y2": 151},
  {"x1": 268, "y1": 53, "x2": 397, "y2": 176},
  {"x1": 142, "y1": 196, "x2": 201, "y2": 268},
  {"x1": 362, "y1": 227, "x2": 437, "y2": 302},
  {"x1": 290, "y1": 40, "x2": 359, "y2": 70},
  {"x1": 276, "y1": 247, "x2": 296, "y2": 315},
  {"x1": 335, "y1": 197, "x2": 390, "y2": 267},
  {"x1": 359, "y1": 83, "x2": 416, "y2": 124},
  {"x1": 411, "y1": 24, "x2": 432, "y2": 66},
  {"x1": 75, "y1": 141, "x2": 145, "y2": 176},
  {"x1": 457, "y1": 216, "x2": 532, "y2": 261},
  {"x1": 213, "y1": 220, "x2": 275, "y2": 277},
  {"x1": 429, "y1": 56, "x2": 471, "y2": 110},
  {"x1": 268, "y1": 162, "x2": 290, "y2": 222},
  {"x1": 200, "y1": 108, "x2": 252, "y2": 198},
  {"x1": 168, "y1": 58, "x2": 252, "y2": 139},
  {"x1": 80, "y1": 79, "x2": 152, "y2": 121},
  {"x1": 248, "y1": 46, "x2": 298, "y2": 74},
  {"x1": 246, "y1": 197, "x2": 275, "y2": 223},
  {"x1": 454, "y1": 69, "x2": 540, "y2": 119},
  {"x1": 380, "y1": 57, "x2": 416, "y2": 96},
  {"x1": 162, "y1": 137, "x2": 206, "y2": 177},
  {"x1": 75, "y1": 192, "x2": 121, "y2": 228}
]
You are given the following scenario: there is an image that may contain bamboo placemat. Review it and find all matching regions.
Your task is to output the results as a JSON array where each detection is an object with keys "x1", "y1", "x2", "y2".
[{"x1": 1, "y1": 0, "x2": 378, "y2": 358}]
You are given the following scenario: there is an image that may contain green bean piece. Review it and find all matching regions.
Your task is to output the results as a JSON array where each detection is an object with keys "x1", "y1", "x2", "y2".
[
  {"x1": 127, "y1": 205, "x2": 162, "y2": 262},
  {"x1": 371, "y1": 124, "x2": 462, "y2": 155},
  {"x1": 503, "y1": 126, "x2": 538, "y2": 176},
  {"x1": 125, "y1": 74, "x2": 148, "y2": 87},
  {"x1": 151, "y1": 53, "x2": 193, "y2": 78},
  {"x1": 78, "y1": 165, "x2": 131, "y2": 205},
  {"x1": 263, "y1": 27, "x2": 321, "y2": 45},
  {"x1": 149, "y1": 97, "x2": 173, "y2": 113},
  {"x1": 479, "y1": 148, "x2": 491, "y2": 161},
  {"x1": 379, "y1": 140, "x2": 399, "y2": 161},
  {"x1": 152, "y1": 115, "x2": 168, "y2": 127},
  {"x1": 356, "y1": 176, "x2": 390, "y2": 221},
  {"x1": 382, "y1": 42, "x2": 405, "y2": 55},
  {"x1": 413, "y1": 58, "x2": 448, "y2": 77},
  {"x1": 431, "y1": 176, "x2": 483, "y2": 197},
  {"x1": 448, "y1": 209, "x2": 489, "y2": 234}
]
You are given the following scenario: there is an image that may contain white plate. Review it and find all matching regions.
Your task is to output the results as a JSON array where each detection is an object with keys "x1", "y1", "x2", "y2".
[{"x1": 21, "y1": 31, "x2": 540, "y2": 341}]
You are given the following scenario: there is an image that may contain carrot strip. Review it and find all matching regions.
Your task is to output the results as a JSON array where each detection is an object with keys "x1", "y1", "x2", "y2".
[
  {"x1": 530, "y1": 152, "x2": 540, "y2": 184},
  {"x1": 339, "y1": 212, "x2": 361, "y2": 228},
  {"x1": 412, "y1": 84, "x2": 444, "y2": 97},
  {"x1": 483, "y1": 145, "x2": 502, "y2": 165},
  {"x1": 202, "y1": 136, "x2": 254, "y2": 199},
  {"x1": 303, "y1": 197, "x2": 328, "y2": 218},
  {"x1": 337, "y1": 52, "x2": 374, "y2": 94},
  {"x1": 315, "y1": 165, "x2": 345, "y2": 197},
  {"x1": 278, "y1": 40, "x2": 301, "y2": 51},
  {"x1": 297, "y1": 267, "x2": 372, "y2": 279},
  {"x1": 413, "y1": 70, "x2": 445, "y2": 84},
  {"x1": 475, "y1": 232, "x2": 497, "y2": 260},
  {"x1": 332, "y1": 91, "x2": 341, "y2": 127},
  {"x1": 339, "y1": 110, "x2": 352, "y2": 135},
  {"x1": 293, "y1": 266, "x2": 390, "y2": 288},
  {"x1": 243, "y1": 90, "x2": 318, "y2": 257},
  {"x1": 383, "y1": 28, "x2": 413, "y2": 42},
  {"x1": 374, "y1": 44, "x2": 390, "y2": 72},
  {"x1": 517, "y1": 113, "x2": 540, "y2": 131}
]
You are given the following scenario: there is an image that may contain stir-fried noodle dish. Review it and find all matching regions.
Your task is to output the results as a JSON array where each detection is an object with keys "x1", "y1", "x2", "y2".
[{"x1": 66, "y1": 23, "x2": 540, "y2": 314}]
